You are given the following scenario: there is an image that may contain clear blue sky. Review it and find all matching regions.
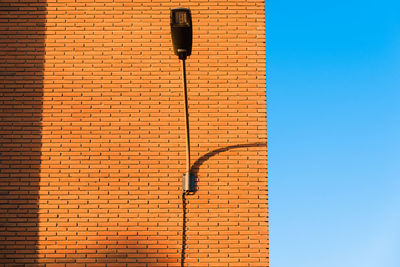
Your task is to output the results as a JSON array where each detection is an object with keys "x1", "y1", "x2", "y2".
[{"x1": 267, "y1": 1, "x2": 400, "y2": 266}]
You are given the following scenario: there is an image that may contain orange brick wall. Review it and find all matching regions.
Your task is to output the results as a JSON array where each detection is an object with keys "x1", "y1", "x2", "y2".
[{"x1": 0, "y1": 0, "x2": 268, "y2": 266}]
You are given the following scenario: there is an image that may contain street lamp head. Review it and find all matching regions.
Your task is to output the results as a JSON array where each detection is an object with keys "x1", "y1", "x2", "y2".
[{"x1": 170, "y1": 8, "x2": 192, "y2": 60}]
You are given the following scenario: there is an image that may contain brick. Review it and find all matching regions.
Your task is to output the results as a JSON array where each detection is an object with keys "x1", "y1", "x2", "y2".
[{"x1": 0, "y1": 0, "x2": 267, "y2": 265}]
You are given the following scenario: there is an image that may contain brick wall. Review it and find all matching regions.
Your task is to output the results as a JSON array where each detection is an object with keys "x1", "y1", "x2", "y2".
[{"x1": 0, "y1": 0, "x2": 268, "y2": 266}]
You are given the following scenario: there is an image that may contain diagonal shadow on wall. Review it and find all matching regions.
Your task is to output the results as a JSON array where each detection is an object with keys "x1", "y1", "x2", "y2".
[{"x1": 0, "y1": 1, "x2": 46, "y2": 264}]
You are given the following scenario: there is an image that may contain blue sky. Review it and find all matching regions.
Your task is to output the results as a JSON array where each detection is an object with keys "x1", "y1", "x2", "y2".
[{"x1": 267, "y1": 1, "x2": 400, "y2": 266}]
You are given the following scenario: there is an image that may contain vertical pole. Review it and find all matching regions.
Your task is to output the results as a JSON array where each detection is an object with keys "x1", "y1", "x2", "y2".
[
  {"x1": 181, "y1": 59, "x2": 191, "y2": 178},
  {"x1": 181, "y1": 59, "x2": 190, "y2": 266}
]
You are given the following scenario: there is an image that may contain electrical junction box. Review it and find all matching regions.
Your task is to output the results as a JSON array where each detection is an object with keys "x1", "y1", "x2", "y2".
[{"x1": 183, "y1": 172, "x2": 195, "y2": 192}]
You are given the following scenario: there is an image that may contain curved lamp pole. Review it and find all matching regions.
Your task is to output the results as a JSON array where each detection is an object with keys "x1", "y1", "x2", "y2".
[{"x1": 170, "y1": 8, "x2": 195, "y2": 192}]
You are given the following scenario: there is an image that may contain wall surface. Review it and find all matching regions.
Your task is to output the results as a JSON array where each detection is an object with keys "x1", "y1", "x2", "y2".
[
  {"x1": 0, "y1": 0, "x2": 268, "y2": 266},
  {"x1": 0, "y1": 0, "x2": 45, "y2": 263}
]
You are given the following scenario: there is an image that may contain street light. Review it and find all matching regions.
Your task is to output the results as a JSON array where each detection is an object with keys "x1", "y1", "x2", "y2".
[
  {"x1": 170, "y1": 8, "x2": 192, "y2": 60},
  {"x1": 170, "y1": 8, "x2": 195, "y2": 192}
]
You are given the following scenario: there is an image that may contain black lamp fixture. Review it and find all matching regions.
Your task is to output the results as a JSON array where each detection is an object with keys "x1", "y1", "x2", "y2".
[
  {"x1": 170, "y1": 8, "x2": 195, "y2": 192},
  {"x1": 170, "y1": 8, "x2": 192, "y2": 60}
]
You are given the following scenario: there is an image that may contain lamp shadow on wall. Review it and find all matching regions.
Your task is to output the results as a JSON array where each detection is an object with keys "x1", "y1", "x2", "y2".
[
  {"x1": 189, "y1": 141, "x2": 268, "y2": 193},
  {"x1": 0, "y1": 1, "x2": 46, "y2": 264},
  {"x1": 179, "y1": 141, "x2": 267, "y2": 265}
]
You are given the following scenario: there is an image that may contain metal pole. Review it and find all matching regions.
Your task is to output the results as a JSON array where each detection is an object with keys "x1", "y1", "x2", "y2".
[{"x1": 181, "y1": 59, "x2": 190, "y2": 178}]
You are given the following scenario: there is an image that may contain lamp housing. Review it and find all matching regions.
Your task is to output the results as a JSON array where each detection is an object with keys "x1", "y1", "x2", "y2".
[{"x1": 170, "y1": 8, "x2": 192, "y2": 60}]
